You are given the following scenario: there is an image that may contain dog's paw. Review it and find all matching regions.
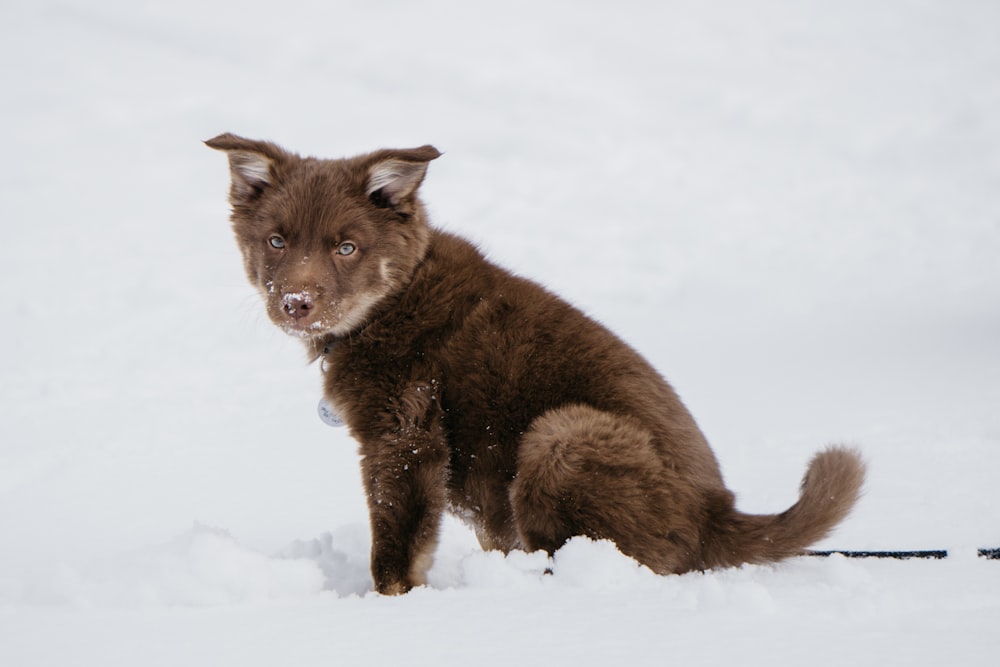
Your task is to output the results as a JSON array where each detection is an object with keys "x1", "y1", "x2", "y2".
[{"x1": 375, "y1": 579, "x2": 413, "y2": 596}]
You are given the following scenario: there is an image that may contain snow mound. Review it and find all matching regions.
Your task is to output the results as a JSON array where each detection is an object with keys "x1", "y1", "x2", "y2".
[
  {"x1": 549, "y1": 536, "x2": 660, "y2": 589},
  {"x1": 279, "y1": 524, "x2": 373, "y2": 597},
  {"x1": 20, "y1": 524, "x2": 325, "y2": 608},
  {"x1": 455, "y1": 545, "x2": 551, "y2": 590}
]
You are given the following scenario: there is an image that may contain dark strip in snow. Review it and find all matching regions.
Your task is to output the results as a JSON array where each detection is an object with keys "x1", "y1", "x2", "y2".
[
  {"x1": 807, "y1": 549, "x2": 947, "y2": 560},
  {"x1": 806, "y1": 548, "x2": 1000, "y2": 560}
]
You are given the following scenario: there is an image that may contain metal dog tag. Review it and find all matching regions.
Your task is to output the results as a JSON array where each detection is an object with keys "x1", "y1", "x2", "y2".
[{"x1": 317, "y1": 398, "x2": 346, "y2": 428}]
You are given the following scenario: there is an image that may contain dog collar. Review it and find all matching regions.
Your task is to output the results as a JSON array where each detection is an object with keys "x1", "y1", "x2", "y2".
[
  {"x1": 319, "y1": 339, "x2": 339, "y2": 374},
  {"x1": 317, "y1": 339, "x2": 345, "y2": 427}
]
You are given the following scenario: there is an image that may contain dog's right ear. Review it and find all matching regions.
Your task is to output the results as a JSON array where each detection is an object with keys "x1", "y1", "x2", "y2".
[{"x1": 205, "y1": 133, "x2": 292, "y2": 205}]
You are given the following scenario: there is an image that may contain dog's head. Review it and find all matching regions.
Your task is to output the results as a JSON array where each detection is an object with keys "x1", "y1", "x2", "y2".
[{"x1": 206, "y1": 134, "x2": 440, "y2": 345}]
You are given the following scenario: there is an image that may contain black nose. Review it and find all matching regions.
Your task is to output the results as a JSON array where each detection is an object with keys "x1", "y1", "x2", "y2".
[{"x1": 282, "y1": 293, "x2": 314, "y2": 320}]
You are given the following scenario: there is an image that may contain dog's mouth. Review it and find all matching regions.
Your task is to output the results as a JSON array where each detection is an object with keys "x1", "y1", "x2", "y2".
[{"x1": 279, "y1": 316, "x2": 332, "y2": 338}]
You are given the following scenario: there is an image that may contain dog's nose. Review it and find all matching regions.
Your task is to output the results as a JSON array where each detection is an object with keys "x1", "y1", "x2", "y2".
[{"x1": 281, "y1": 292, "x2": 314, "y2": 320}]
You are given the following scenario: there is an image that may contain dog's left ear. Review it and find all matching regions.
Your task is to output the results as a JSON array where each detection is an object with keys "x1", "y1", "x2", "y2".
[
  {"x1": 366, "y1": 145, "x2": 441, "y2": 209},
  {"x1": 205, "y1": 133, "x2": 293, "y2": 206}
]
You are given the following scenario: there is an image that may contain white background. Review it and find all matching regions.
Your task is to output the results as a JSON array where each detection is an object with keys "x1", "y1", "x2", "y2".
[{"x1": 2, "y1": 1, "x2": 998, "y2": 664}]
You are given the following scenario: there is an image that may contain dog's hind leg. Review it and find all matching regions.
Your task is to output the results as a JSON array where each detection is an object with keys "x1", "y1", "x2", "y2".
[{"x1": 509, "y1": 404, "x2": 703, "y2": 574}]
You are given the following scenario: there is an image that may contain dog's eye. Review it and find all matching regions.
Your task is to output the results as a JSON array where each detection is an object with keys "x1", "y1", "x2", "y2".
[
  {"x1": 336, "y1": 242, "x2": 356, "y2": 256},
  {"x1": 268, "y1": 235, "x2": 286, "y2": 250}
]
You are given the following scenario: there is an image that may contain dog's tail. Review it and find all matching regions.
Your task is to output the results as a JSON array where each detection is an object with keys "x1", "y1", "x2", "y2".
[{"x1": 701, "y1": 446, "x2": 865, "y2": 569}]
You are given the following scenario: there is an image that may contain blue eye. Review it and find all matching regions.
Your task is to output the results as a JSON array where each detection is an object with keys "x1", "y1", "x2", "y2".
[
  {"x1": 268, "y1": 235, "x2": 286, "y2": 249},
  {"x1": 337, "y1": 242, "x2": 356, "y2": 256}
]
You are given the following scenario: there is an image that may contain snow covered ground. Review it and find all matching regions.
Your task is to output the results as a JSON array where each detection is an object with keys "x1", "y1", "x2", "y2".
[{"x1": 2, "y1": 0, "x2": 998, "y2": 664}]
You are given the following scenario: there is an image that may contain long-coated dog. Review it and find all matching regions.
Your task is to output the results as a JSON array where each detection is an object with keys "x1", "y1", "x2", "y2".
[{"x1": 207, "y1": 134, "x2": 865, "y2": 595}]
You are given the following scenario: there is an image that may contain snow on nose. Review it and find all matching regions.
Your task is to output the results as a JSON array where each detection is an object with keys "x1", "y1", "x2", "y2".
[{"x1": 281, "y1": 292, "x2": 314, "y2": 320}]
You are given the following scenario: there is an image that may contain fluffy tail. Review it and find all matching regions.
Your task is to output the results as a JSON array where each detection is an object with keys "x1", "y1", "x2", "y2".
[{"x1": 701, "y1": 446, "x2": 866, "y2": 569}]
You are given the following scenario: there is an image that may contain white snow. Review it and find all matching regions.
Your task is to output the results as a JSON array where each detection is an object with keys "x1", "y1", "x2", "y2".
[{"x1": 2, "y1": 0, "x2": 999, "y2": 665}]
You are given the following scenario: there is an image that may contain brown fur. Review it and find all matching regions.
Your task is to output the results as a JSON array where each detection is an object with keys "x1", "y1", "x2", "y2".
[{"x1": 206, "y1": 134, "x2": 866, "y2": 594}]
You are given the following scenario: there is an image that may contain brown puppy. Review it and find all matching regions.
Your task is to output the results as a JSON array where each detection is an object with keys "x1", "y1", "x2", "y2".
[{"x1": 207, "y1": 134, "x2": 865, "y2": 595}]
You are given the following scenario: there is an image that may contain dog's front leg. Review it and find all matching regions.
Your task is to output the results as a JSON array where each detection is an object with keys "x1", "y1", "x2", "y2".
[{"x1": 361, "y1": 429, "x2": 449, "y2": 595}]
